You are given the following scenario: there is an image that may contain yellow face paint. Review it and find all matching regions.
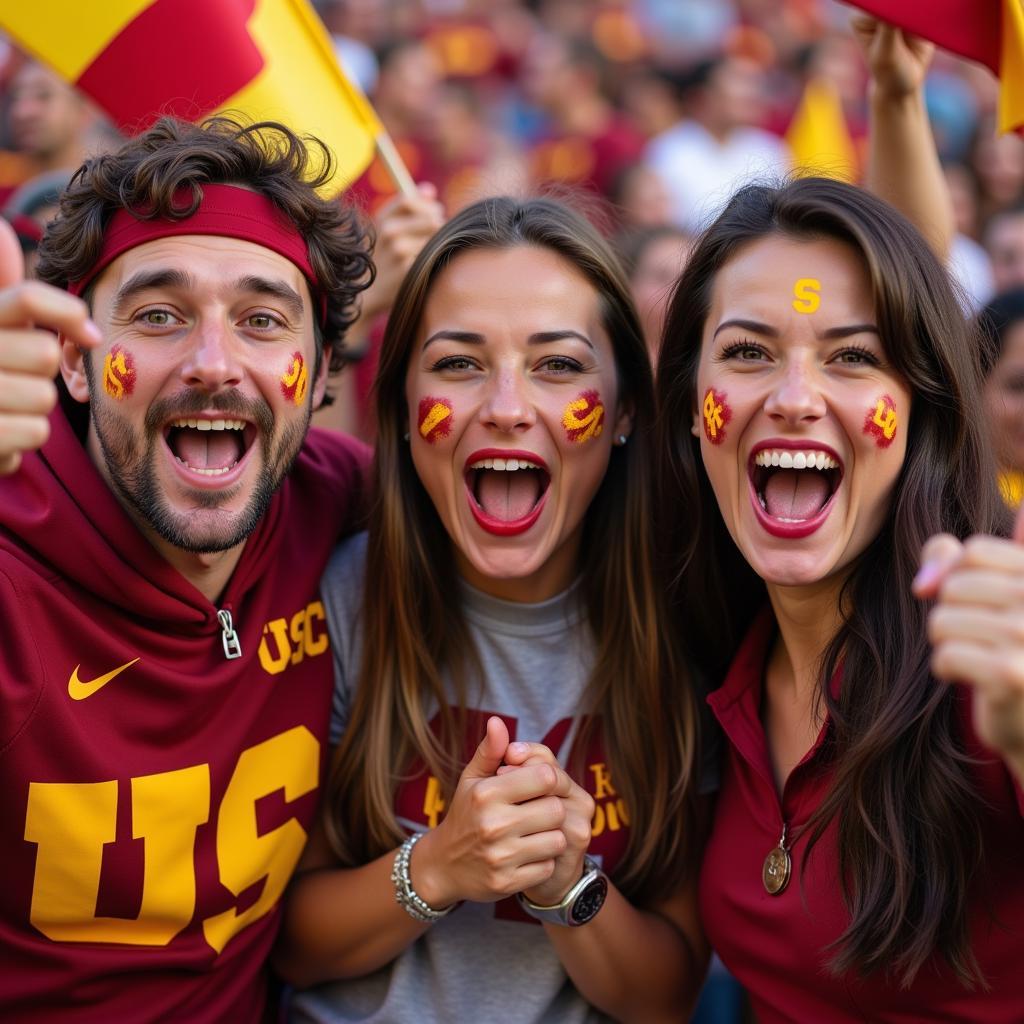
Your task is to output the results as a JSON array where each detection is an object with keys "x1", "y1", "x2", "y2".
[
  {"x1": 792, "y1": 278, "x2": 821, "y2": 314},
  {"x1": 102, "y1": 345, "x2": 136, "y2": 400},
  {"x1": 280, "y1": 353, "x2": 309, "y2": 406},
  {"x1": 702, "y1": 387, "x2": 730, "y2": 444},
  {"x1": 562, "y1": 390, "x2": 605, "y2": 443},
  {"x1": 418, "y1": 396, "x2": 453, "y2": 442},
  {"x1": 864, "y1": 394, "x2": 898, "y2": 447}
]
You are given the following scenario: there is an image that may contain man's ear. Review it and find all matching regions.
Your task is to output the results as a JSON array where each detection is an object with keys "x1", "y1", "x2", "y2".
[
  {"x1": 60, "y1": 334, "x2": 91, "y2": 404},
  {"x1": 312, "y1": 344, "x2": 331, "y2": 409}
]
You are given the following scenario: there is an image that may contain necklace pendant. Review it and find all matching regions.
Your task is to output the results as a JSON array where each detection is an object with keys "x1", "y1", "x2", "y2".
[{"x1": 762, "y1": 824, "x2": 790, "y2": 895}]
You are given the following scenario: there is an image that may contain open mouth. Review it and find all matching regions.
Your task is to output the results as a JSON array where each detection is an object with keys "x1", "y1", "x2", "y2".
[
  {"x1": 749, "y1": 445, "x2": 843, "y2": 538},
  {"x1": 163, "y1": 417, "x2": 257, "y2": 479},
  {"x1": 464, "y1": 450, "x2": 551, "y2": 537}
]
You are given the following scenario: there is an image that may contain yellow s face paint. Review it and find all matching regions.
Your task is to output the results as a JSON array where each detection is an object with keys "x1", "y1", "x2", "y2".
[
  {"x1": 792, "y1": 278, "x2": 821, "y2": 314},
  {"x1": 864, "y1": 394, "x2": 898, "y2": 447},
  {"x1": 562, "y1": 390, "x2": 605, "y2": 443},
  {"x1": 280, "y1": 352, "x2": 309, "y2": 405},
  {"x1": 102, "y1": 345, "x2": 136, "y2": 400},
  {"x1": 418, "y1": 396, "x2": 453, "y2": 442},
  {"x1": 702, "y1": 387, "x2": 730, "y2": 444}
]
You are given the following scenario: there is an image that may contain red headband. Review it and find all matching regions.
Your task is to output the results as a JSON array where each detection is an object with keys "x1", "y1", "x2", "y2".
[{"x1": 68, "y1": 183, "x2": 327, "y2": 325}]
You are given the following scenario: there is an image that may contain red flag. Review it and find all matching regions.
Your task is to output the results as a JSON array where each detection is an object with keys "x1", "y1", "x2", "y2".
[
  {"x1": 848, "y1": 1, "x2": 1024, "y2": 132},
  {"x1": 0, "y1": 0, "x2": 383, "y2": 192}
]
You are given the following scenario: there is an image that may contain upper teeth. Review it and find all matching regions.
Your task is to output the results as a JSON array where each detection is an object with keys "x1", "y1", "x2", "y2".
[
  {"x1": 469, "y1": 457, "x2": 543, "y2": 472},
  {"x1": 754, "y1": 449, "x2": 838, "y2": 470},
  {"x1": 171, "y1": 418, "x2": 246, "y2": 431}
]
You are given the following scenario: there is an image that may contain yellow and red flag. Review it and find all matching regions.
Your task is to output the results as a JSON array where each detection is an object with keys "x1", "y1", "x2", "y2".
[
  {"x1": 785, "y1": 76, "x2": 858, "y2": 182},
  {"x1": 0, "y1": 0, "x2": 383, "y2": 193},
  {"x1": 848, "y1": 0, "x2": 1024, "y2": 133}
]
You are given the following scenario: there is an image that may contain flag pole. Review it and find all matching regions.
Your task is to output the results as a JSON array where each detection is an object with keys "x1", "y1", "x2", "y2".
[{"x1": 374, "y1": 130, "x2": 419, "y2": 198}]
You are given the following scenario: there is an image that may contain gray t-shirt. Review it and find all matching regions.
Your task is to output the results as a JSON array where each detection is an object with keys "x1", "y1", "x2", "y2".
[{"x1": 291, "y1": 533, "x2": 617, "y2": 1024}]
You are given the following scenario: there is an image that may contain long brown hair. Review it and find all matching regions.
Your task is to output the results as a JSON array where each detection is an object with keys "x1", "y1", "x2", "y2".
[
  {"x1": 656, "y1": 177, "x2": 1011, "y2": 986},
  {"x1": 326, "y1": 196, "x2": 699, "y2": 902}
]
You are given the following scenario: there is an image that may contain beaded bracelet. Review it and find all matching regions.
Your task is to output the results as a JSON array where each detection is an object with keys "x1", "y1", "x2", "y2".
[{"x1": 391, "y1": 832, "x2": 455, "y2": 923}]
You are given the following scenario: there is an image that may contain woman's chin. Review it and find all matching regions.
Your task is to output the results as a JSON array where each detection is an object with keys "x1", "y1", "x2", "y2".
[{"x1": 744, "y1": 548, "x2": 841, "y2": 590}]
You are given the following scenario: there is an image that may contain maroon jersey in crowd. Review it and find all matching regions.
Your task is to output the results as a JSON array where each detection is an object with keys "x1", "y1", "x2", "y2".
[
  {"x1": 701, "y1": 608, "x2": 1024, "y2": 1022},
  {"x1": 528, "y1": 117, "x2": 644, "y2": 198}
]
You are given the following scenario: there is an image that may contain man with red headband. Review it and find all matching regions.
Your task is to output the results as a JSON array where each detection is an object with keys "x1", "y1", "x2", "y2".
[{"x1": 0, "y1": 117, "x2": 373, "y2": 1020}]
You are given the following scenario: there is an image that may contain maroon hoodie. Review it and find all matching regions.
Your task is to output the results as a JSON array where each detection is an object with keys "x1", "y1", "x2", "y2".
[{"x1": 0, "y1": 401, "x2": 369, "y2": 1021}]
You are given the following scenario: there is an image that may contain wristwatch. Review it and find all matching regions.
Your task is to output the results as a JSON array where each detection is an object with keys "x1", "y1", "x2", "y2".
[{"x1": 516, "y1": 857, "x2": 608, "y2": 927}]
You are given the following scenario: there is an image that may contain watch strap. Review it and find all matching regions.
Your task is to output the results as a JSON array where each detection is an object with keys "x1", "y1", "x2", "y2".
[{"x1": 516, "y1": 856, "x2": 608, "y2": 927}]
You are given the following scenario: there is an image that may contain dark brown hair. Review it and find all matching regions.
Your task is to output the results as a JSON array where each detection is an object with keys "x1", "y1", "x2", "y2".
[
  {"x1": 656, "y1": 177, "x2": 1011, "y2": 986},
  {"x1": 36, "y1": 115, "x2": 373, "y2": 378},
  {"x1": 325, "y1": 195, "x2": 699, "y2": 902}
]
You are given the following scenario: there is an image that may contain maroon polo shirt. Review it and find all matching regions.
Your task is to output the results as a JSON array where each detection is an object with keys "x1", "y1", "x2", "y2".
[{"x1": 701, "y1": 608, "x2": 1024, "y2": 1022}]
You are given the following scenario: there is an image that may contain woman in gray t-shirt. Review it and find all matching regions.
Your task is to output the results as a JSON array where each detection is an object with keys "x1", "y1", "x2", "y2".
[{"x1": 276, "y1": 197, "x2": 707, "y2": 1023}]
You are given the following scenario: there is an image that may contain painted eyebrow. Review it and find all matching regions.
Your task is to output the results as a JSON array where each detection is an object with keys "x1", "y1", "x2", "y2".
[
  {"x1": 712, "y1": 318, "x2": 879, "y2": 340},
  {"x1": 110, "y1": 270, "x2": 305, "y2": 322},
  {"x1": 422, "y1": 328, "x2": 594, "y2": 349}
]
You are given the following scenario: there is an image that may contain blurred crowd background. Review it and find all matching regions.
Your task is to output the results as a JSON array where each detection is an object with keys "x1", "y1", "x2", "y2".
[
  {"x1": 4, "y1": 0, "x2": 1022, "y2": 313},
  {"x1": 0, "y1": 2, "x2": 1022, "y2": 1017}
]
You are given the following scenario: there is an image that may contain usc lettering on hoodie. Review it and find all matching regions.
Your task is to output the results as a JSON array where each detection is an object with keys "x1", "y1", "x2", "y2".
[{"x1": 0, "y1": 396, "x2": 369, "y2": 1022}]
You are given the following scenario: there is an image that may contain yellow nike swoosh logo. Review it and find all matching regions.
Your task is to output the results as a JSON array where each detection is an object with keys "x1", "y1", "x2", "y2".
[{"x1": 68, "y1": 658, "x2": 141, "y2": 700}]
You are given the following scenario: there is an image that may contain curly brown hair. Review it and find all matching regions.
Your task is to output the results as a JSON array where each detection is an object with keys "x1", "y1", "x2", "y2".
[{"x1": 36, "y1": 115, "x2": 374, "y2": 378}]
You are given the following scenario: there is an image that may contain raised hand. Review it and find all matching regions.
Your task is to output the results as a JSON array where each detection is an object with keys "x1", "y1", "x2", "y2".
[
  {"x1": 0, "y1": 218, "x2": 102, "y2": 475},
  {"x1": 358, "y1": 184, "x2": 445, "y2": 328},
  {"x1": 852, "y1": 14, "x2": 935, "y2": 99},
  {"x1": 500, "y1": 739, "x2": 596, "y2": 908},
  {"x1": 410, "y1": 716, "x2": 571, "y2": 909},
  {"x1": 914, "y1": 504, "x2": 1024, "y2": 780}
]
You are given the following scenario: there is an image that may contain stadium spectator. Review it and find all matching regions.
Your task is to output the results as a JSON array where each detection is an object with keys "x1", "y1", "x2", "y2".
[
  {"x1": 980, "y1": 289, "x2": 1024, "y2": 508},
  {"x1": 0, "y1": 116, "x2": 372, "y2": 1020}
]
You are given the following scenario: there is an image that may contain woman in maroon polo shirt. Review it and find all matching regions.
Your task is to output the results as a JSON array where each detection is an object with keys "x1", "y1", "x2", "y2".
[{"x1": 656, "y1": 176, "x2": 1024, "y2": 1021}]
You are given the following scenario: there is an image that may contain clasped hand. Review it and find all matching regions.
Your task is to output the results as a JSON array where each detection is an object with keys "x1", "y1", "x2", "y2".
[{"x1": 411, "y1": 716, "x2": 595, "y2": 912}]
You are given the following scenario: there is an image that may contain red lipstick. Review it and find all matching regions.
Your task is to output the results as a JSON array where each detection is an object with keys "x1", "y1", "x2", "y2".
[
  {"x1": 747, "y1": 439, "x2": 844, "y2": 539},
  {"x1": 464, "y1": 448, "x2": 550, "y2": 537}
]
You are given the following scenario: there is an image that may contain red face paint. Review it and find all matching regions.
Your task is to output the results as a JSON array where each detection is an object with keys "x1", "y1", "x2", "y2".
[
  {"x1": 418, "y1": 396, "x2": 453, "y2": 442},
  {"x1": 702, "y1": 387, "x2": 730, "y2": 444},
  {"x1": 102, "y1": 345, "x2": 136, "y2": 401},
  {"x1": 864, "y1": 394, "x2": 898, "y2": 448},
  {"x1": 280, "y1": 352, "x2": 309, "y2": 405},
  {"x1": 561, "y1": 390, "x2": 605, "y2": 443}
]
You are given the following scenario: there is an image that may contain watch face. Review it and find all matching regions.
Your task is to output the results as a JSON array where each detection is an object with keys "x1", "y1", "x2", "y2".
[{"x1": 569, "y1": 875, "x2": 608, "y2": 925}]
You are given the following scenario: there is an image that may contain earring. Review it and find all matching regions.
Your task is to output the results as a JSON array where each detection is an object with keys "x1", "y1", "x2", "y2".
[
  {"x1": 403, "y1": 432, "x2": 410, "y2": 442},
  {"x1": 617, "y1": 434, "x2": 628, "y2": 445}
]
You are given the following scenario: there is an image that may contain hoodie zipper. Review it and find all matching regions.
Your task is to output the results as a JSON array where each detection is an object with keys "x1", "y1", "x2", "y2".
[{"x1": 217, "y1": 608, "x2": 242, "y2": 660}]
